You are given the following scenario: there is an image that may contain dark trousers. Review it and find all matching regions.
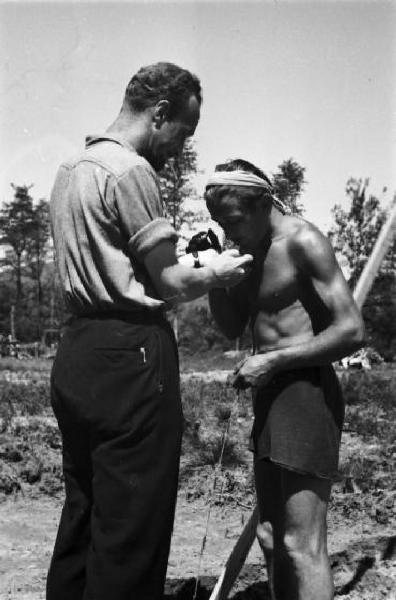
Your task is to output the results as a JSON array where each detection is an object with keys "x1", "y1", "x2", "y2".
[{"x1": 46, "y1": 314, "x2": 183, "y2": 600}]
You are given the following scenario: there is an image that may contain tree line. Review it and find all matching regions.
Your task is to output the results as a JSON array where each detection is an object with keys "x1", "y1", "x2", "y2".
[{"x1": 0, "y1": 142, "x2": 395, "y2": 359}]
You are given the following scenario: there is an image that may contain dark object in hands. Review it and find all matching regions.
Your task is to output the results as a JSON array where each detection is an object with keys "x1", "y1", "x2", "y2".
[
  {"x1": 230, "y1": 372, "x2": 252, "y2": 390},
  {"x1": 185, "y1": 229, "x2": 222, "y2": 255}
]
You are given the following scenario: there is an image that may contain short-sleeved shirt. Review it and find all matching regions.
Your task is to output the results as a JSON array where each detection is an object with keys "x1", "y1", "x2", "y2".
[{"x1": 50, "y1": 133, "x2": 178, "y2": 316}]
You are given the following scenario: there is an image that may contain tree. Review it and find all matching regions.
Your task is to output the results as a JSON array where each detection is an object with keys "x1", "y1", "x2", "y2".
[
  {"x1": 159, "y1": 139, "x2": 209, "y2": 247},
  {"x1": 25, "y1": 199, "x2": 51, "y2": 336},
  {"x1": 272, "y1": 159, "x2": 306, "y2": 215},
  {"x1": 159, "y1": 141, "x2": 209, "y2": 341},
  {"x1": 361, "y1": 272, "x2": 396, "y2": 361},
  {"x1": 328, "y1": 178, "x2": 396, "y2": 359},
  {"x1": 0, "y1": 184, "x2": 35, "y2": 304},
  {"x1": 0, "y1": 185, "x2": 53, "y2": 340},
  {"x1": 328, "y1": 178, "x2": 395, "y2": 287}
]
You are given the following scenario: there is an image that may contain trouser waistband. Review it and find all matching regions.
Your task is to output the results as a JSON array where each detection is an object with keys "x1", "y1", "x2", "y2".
[{"x1": 68, "y1": 310, "x2": 167, "y2": 325}]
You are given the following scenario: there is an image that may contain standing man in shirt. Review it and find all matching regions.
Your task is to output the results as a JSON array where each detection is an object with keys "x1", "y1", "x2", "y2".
[
  {"x1": 47, "y1": 63, "x2": 252, "y2": 600},
  {"x1": 205, "y1": 158, "x2": 364, "y2": 600}
]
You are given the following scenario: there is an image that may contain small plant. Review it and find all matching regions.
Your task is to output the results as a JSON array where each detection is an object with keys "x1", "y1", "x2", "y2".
[
  {"x1": 340, "y1": 370, "x2": 394, "y2": 410},
  {"x1": 0, "y1": 381, "x2": 50, "y2": 421}
]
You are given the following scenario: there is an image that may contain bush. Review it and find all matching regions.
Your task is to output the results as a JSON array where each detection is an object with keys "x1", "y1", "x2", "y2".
[
  {"x1": 176, "y1": 298, "x2": 253, "y2": 354},
  {"x1": 181, "y1": 379, "x2": 252, "y2": 470},
  {"x1": 339, "y1": 368, "x2": 396, "y2": 492},
  {"x1": 340, "y1": 370, "x2": 394, "y2": 409},
  {"x1": 0, "y1": 381, "x2": 50, "y2": 427},
  {"x1": 341, "y1": 370, "x2": 395, "y2": 443},
  {"x1": 0, "y1": 419, "x2": 62, "y2": 497}
]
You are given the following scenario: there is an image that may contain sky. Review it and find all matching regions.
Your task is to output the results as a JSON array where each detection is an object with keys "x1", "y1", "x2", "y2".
[{"x1": 0, "y1": 0, "x2": 395, "y2": 232}]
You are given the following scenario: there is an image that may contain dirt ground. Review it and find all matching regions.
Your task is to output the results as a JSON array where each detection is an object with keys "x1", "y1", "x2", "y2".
[{"x1": 1, "y1": 481, "x2": 395, "y2": 599}]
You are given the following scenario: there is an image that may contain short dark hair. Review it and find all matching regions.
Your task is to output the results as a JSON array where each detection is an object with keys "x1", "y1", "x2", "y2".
[
  {"x1": 124, "y1": 62, "x2": 202, "y2": 119},
  {"x1": 205, "y1": 158, "x2": 273, "y2": 213}
]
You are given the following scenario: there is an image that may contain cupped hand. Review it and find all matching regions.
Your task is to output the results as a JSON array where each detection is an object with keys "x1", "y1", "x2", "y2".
[
  {"x1": 230, "y1": 354, "x2": 276, "y2": 390},
  {"x1": 210, "y1": 250, "x2": 253, "y2": 287}
]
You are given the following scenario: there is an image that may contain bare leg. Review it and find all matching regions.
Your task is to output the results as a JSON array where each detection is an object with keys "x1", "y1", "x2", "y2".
[
  {"x1": 272, "y1": 468, "x2": 333, "y2": 600},
  {"x1": 254, "y1": 458, "x2": 281, "y2": 600},
  {"x1": 256, "y1": 521, "x2": 276, "y2": 600}
]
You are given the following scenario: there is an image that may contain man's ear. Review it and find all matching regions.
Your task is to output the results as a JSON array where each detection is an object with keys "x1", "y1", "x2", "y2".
[{"x1": 153, "y1": 100, "x2": 171, "y2": 128}]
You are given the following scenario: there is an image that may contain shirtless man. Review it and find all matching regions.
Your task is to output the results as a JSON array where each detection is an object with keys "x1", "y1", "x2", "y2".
[{"x1": 204, "y1": 159, "x2": 364, "y2": 600}]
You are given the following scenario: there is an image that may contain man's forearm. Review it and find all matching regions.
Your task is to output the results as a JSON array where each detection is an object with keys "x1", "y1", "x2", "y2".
[
  {"x1": 145, "y1": 243, "x2": 253, "y2": 307},
  {"x1": 208, "y1": 288, "x2": 247, "y2": 339},
  {"x1": 268, "y1": 319, "x2": 365, "y2": 373},
  {"x1": 161, "y1": 264, "x2": 220, "y2": 305}
]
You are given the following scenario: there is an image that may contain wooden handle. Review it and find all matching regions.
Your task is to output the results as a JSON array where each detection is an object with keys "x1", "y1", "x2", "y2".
[{"x1": 209, "y1": 506, "x2": 259, "y2": 600}]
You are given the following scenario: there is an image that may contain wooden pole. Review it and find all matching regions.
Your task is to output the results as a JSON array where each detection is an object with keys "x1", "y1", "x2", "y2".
[
  {"x1": 353, "y1": 198, "x2": 396, "y2": 309},
  {"x1": 208, "y1": 197, "x2": 396, "y2": 600},
  {"x1": 10, "y1": 304, "x2": 16, "y2": 340},
  {"x1": 209, "y1": 507, "x2": 259, "y2": 600}
]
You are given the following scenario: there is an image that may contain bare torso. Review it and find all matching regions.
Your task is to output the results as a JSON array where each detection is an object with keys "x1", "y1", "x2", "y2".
[{"x1": 232, "y1": 216, "x2": 331, "y2": 352}]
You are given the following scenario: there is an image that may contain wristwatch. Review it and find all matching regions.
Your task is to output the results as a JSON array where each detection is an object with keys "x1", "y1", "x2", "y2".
[{"x1": 192, "y1": 251, "x2": 201, "y2": 268}]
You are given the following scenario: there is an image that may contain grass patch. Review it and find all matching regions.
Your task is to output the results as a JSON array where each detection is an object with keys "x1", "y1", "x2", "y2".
[
  {"x1": 179, "y1": 349, "x2": 247, "y2": 373},
  {"x1": 338, "y1": 369, "x2": 395, "y2": 493},
  {"x1": 342, "y1": 370, "x2": 395, "y2": 444},
  {"x1": 181, "y1": 379, "x2": 252, "y2": 470},
  {"x1": 0, "y1": 357, "x2": 52, "y2": 373},
  {"x1": 0, "y1": 381, "x2": 51, "y2": 430},
  {"x1": 0, "y1": 361, "x2": 394, "y2": 500}
]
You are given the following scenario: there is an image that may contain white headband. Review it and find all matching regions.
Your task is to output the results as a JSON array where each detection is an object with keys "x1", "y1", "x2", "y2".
[
  {"x1": 205, "y1": 170, "x2": 288, "y2": 214},
  {"x1": 205, "y1": 170, "x2": 273, "y2": 192}
]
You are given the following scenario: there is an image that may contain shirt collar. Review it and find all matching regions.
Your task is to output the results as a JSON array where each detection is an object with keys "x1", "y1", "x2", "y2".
[{"x1": 85, "y1": 133, "x2": 137, "y2": 153}]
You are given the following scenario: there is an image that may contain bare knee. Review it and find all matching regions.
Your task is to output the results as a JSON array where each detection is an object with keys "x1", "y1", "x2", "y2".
[
  {"x1": 282, "y1": 529, "x2": 326, "y2": 565},
  {"x1": 256, "y1": 521, "x2": 274, "y2": 553}
]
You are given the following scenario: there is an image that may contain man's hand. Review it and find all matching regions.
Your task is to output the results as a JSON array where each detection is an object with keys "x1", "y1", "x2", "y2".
[
  {"x1": 210, "y1": 249, "x2": 253, "y2": 288},
  {"x1": 230, "y1": 353, "x2": 277, "y2": 390},
  {"x1": 198, "y1": 248, "x2": 220, "y2": 266}
]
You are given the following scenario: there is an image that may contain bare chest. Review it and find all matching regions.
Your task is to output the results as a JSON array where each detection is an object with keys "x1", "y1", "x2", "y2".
[{"x1": 241, "y1": 242, "x2": 300, "y2": 314}]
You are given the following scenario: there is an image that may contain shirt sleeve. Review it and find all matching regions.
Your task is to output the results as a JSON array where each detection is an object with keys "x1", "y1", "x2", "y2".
[{"x1": 113, "y1": 162, "x2": 178, "y2": 261}]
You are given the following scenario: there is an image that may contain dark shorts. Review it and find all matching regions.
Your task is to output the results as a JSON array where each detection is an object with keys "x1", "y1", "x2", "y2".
[{"x1": 250, "y1": 365, "x2": 345, "y2": 479}]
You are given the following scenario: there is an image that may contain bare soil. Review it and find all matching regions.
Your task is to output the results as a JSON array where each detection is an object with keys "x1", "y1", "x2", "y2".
[{"x1": 0, "y1": 490, "x2": 395, "y2": 600}]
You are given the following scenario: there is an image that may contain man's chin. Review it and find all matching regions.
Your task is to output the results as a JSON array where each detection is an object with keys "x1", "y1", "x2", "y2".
[
  {"x1": 152, "y1": 159, "x2": 166, "y2": 172},
  {"x1": 145, "y1": 153, "x2": 166, "y2": 172}
]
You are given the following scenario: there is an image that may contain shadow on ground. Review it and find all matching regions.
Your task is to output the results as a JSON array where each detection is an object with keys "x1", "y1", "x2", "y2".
[
  {"x1": 165, "y1": 575, "x2": 272, "y2": 600},
  {"x1": 164, "y1": 534, "x2": 396, "y2": 600}
]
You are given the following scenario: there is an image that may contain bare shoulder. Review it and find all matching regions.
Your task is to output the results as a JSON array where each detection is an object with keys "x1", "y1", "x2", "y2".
[{"x1": 285, "y1": 218, "x2": 337, "y2": 270}]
